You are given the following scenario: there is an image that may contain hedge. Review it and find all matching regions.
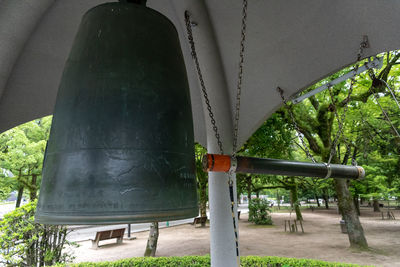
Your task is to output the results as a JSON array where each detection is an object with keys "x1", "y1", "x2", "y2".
[{"x1": 54, "y1": 255, "x2": 371, "y2": 267}]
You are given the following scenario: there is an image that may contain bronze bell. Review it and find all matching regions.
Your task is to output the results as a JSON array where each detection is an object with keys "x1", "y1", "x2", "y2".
[{"x1": 35, "y1": 2, "x2": 198, "y2": 224}]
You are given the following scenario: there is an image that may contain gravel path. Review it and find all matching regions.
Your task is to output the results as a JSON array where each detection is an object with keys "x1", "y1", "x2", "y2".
[{"x1": 71, "y1": 207, "x2": 400, "y2": 266}]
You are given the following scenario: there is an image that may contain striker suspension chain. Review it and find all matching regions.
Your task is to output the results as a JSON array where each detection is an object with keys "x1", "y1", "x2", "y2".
[
  {"x1": 184, "y1": 1, "x2": 248, "y2": 263},
  {"x1": 278, "y1": 87, "x2": 317, "y2": 163},
  {"x1": 228, "y1": 0, "x2": 248, "y2": 263},
  {"x1": 365, "y1": 62, "x2": 400, "y2": 139},
  {"x1": 232, "y1": 0, "x2": 248, "y2": 157},
  {"x1": 327, "y1": 85, "x2": 350, "y2": 163},
  {"x1": 326, "y1": 73, "x2": 355, "y2": 165},
  {"x1": 326, "y1": 37, "x2": 369, "y2": 164},
  {"x1": 368, "y1": 86, "x2": 400, "y2": 138},
  {"x1": 184, "y1": 11, "x2": 224, "y2": 155},
  {"x1": 278, "y1": 37, "x2": 369, "y2": 165},
  {"x1": 380, "y1": 79, "x2": 400, "y2": 111}
]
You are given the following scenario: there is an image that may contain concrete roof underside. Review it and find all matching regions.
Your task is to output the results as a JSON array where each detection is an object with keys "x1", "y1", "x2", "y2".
[{"x1": 1, "y1": 0, "x2": 400, "y2": 147}]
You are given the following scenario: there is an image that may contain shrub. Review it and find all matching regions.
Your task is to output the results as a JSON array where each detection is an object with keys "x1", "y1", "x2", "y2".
[
  {"x1": 248, "y1": 198, "x2": 273, "y2": 225},
  {"x1": 0, "y1": 200, "x2": 76, "y2": 266},
  {"x1": 54, "y1": 255, "x2": 369, "y2": 267}
]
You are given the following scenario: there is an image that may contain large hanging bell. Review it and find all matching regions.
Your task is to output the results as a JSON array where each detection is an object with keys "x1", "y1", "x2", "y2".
[{"x1": 35, "y1": 2, "x2": 198, "y2": 224}]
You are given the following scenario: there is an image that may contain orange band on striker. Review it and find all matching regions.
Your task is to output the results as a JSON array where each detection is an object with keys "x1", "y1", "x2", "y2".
[{"x1": 206, "y1": 154, "x2": 231, "y2": 172}]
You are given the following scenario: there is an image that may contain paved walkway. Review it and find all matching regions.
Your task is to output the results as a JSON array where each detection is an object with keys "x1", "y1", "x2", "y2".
[
  {"x1": 71, "y1": 208, "x2": 400, "y2": 267},
  {"x1": 68, "y1": 205, "x2": 249, "y2": 242}
]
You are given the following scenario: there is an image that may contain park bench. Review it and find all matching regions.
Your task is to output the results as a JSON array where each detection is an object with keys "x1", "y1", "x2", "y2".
[
  {"x1": 91, "y1": 228, "x2": 125, "y2": 249},
  {"x1": 192, "y1": 213, "x2": 240, "y2": 226},
  {"x1": 192, "y1": 216, "x2": 207, "y2": 227}
]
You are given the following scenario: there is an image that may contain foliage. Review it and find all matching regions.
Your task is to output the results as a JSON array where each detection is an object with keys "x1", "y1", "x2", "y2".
[
  {"x1": 53, "y1": 255, "x2": 369, "y2": 267},
  {"x1": 0, "y1": 201, "x2": 76, "y2": 266},
  {"x1": 242, "y1": 113, "x2": 293, "y2": 159},
  {"x1": 248, "y1": 198, "x2": 273, "y2": 225},
  {"x1": 195, "y1": 143, "x2": 208, "y2": 222},
  {"x1": 269, "y1": 51, "x2": 400, "y2": 248},
  {"x1": 0, "y1": 116, "x2": 52, "y2": 203},
  {"x1": 0, "y1": 169, "x2": 14, "y2": 201},
  {"x1": 237, "y1": 112, "x2": 306, "y2": 220}
]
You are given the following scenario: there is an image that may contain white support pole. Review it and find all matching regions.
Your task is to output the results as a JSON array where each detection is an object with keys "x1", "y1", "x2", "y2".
[{"x1": 171, "y1": 1, "x2": 239, "y2": 266}]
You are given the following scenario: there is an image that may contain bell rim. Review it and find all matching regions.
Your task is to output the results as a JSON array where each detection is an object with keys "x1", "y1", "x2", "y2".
[{"x1": 35, "y1": 208, "x2": 198, "y2": 225}]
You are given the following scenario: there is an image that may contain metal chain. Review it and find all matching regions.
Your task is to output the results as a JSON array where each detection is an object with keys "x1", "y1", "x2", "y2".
[
  {"x1": 185, "y1": 5, "x2": 248, "y2": 263},
  {"x1": 327, "y1": 86, "x2": 343, "y2": 127},
  {"x1": 184, "y1": 11, "x2": 224, "y2": 155},
  {"x1": 278, "y1": 37, "x2": 368, "y2": 164},
  {"x1": 327, "y1": 73, "x2": 355, "y2": 164},
  {"x1": 369, "y1": 86, "x2": 400, "y2": 138},
  {"x1": 326, "y1": 37, "x2": 369, "y2": 164},
  {"x1": 357, "y1": 36, "x2": 369, "y2": 61},
  {"x1": 278, "y1": 87, "x2": 317, "y2": 163},
  {"x1": 381, "y1": 79, "x2": 400, "y2": 111},
  {"x1": 229, "y1": 1, "x2": 248, "y2": 263},
  {"x1": 232, "y1": 0, "x2": 248, "y2": 157}
]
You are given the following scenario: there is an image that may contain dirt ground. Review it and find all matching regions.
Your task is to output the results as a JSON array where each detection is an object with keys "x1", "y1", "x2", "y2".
[{"x1": 72, "y1": 207, "x2": 400, "y2": 266}]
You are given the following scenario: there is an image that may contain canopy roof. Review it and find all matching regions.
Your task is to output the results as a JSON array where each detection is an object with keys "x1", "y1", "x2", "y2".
[{"x1": 1, "y1": 0, "x2": 400, "y2": 146}]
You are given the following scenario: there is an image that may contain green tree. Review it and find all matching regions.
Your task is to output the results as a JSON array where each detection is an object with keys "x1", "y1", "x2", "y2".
[
  {"x1": 0, "y1": 116, "x2": 51, "y2": 207},
  {"x1": 283, "y1": 52, "x2": 400, "y2": 248},
  {"x1": 144, "y1": 222, "x2": 159, "y2": 257},
  {"x1": 239, "y1": 113, "x2": 304, "y2": 220},
  {"x1": 0, "y1": 201, "x2": 75, "y2": 266},
  {"x1": 195, "y1": 144, "x2": 208, "y2": 226},
  {"x1": 248, "y1": 198, "x2": 272, "y2": 225}
]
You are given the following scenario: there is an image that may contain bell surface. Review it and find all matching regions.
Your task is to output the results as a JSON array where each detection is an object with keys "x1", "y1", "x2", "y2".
[{"x1": 35, "y1": 2, "x2": 198, "y2": 224}]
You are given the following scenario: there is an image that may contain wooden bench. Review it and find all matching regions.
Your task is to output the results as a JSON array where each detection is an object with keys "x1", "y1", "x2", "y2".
[
  {"x1": 192, "y1": 216, "x2": 207, "y2": 227},
  {"x1": 91, "y1": 228, "x2": 125, "y2": 249}
]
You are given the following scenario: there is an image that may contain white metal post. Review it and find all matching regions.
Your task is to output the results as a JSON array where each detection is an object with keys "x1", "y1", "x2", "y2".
[{"x1": 171, "y1": 1, "x2": 240, "y2": 266}]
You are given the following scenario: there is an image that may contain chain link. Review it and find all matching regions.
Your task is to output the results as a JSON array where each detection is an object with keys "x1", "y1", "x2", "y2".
[
  {"x1": 230, "y1": 1, "x2": 248, "y2": 263},
  {"x1": 369, "y1": 86, "x2": 400, "y2": 138},
  {"x1": 184, "y1": 11, "x2": 224, "y2": 155},
  {"x1": 232, "y1": 0, "x2": 248, "y2": 157},
  {"x1": 185, "y1": 8, "x2": 245, "y2": 261},
  {"x1": 381, "y1": 79, "x2": 400, "y2": 111},
  {"x1": 278, "y1": 37, "x2": 369, "y2": 164},
  {"x1": 327, "y1": 37, "x2": 369, "y2": 164},
  {"x1": 278, "y1": 87, "x2": 317, "y2": 163},
  {"x1": 327, "y1": 78, "x2": 354, "y2": 164},
  {"x1": 357, "y1": 36, "x2": 369, "y2": 61},
  {"x1": 327, "y1": 66, "x2": 356, "y2": 164}
]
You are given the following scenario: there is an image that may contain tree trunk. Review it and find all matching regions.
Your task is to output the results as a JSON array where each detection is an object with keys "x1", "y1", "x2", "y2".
[
  {"x1": 290, "y1": 180, "x2": 302, "y2": 221},
  {"x1": 353, "y1": 195, "x2": 360, "y2": 216},
  {"x1": 315, "y1": 193, "x2": 320, "y2": 207},
  {"x1": 144, "y1": 222, "x2": 159, "y2": 257},
  {"x1": 323, "y1": 191, "x2": 329, "y2": 209},
  {"x1": 16, "y1": 186, "x2": 24, "y2": 208},
  {"x1": 246, "y1": 176, "x2": 252, "y2": 204},
  {"x1": 322, "y1": 189, "x2": 329, "y2": 210},
  {"x1": 30, "y1": 174, "x2": 38, "y2": 201},
  {"x1": 373, "y1": 199, "x2": 380, "y2": 212},
  {"x1": 334, "y1": 179, "x2": 368, "y2": 249},
  {"x1": 199, "y1": 181, "x2": 207, "y2": 227},
  {"x1": 276, "y1": 190, "x2": 280, "y2": 210}
]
